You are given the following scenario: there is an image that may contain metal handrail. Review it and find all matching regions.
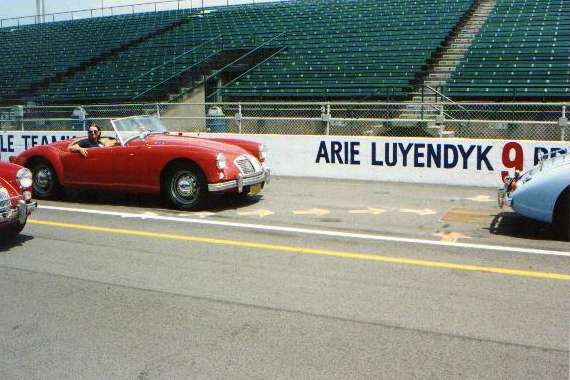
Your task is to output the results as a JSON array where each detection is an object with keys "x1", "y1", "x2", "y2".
[
  {"x1": 134, "y1": 34, "x2": 223, "y2": 82},
  {"x1": 207, "y1": 46, "x2": 287, "y2": 100},
  {"x1": 424, "y1": 84, "x2": 468, "y2": 111},
  {"x1": 416, "y1": 102, "x2": 459, "y2": 122},
  {"x1": 204, "y1": 31, "x2": 287, "y2": 83},
  {"x1": 132, "y1": 47, "x2": 222, "y2": 100}
]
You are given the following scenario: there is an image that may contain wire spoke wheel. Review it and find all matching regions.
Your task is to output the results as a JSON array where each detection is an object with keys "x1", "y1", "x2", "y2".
[
  {"x1": 170, "y1": 171, "x2": 200, "y2": 206},
  {"x1": 31, "y1": 162, "x2": 59, "y2": 199},
  {"x1": 165, "y1": 165, "x2": 207, "y2": 210}
]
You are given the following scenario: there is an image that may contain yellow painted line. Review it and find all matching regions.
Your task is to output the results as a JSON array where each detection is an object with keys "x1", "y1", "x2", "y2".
[{"x1": 29, "y1": 219, "x2": 570, "y2": 281}]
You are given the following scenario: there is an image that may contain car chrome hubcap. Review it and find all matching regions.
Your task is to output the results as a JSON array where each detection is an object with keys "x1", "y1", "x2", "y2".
[
  {"x1": 35, "y1": 168, "x2": 53, "y2": 192},
  {"x1": 172, "y1": 172, "x2": 199, "y2": 204},
  {"x1": 177, "y1": 176, "x2": 196, "y2": 197}
]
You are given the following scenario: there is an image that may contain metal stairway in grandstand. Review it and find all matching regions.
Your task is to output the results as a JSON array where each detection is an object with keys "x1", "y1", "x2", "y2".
[
  {"x1": 400, "y1": 0, "x2": 497, "y2": 137},
  {"x1": 132, "y1": 32, "x2": 286, "y2": 103}
]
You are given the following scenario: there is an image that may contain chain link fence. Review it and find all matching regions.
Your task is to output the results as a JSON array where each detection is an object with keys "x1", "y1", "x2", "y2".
[{"x1": 0, "y1": 102, "x2": 568, "y2": 141}]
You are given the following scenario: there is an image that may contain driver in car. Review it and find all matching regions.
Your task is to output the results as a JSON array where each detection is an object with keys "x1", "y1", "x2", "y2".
[{"x1": 69, "y1": 124, "x2": 106, "y2": 157}]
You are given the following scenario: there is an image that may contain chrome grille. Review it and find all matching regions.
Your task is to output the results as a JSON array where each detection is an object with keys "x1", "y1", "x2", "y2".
[
  {"x1": 0, "y1": 187, "x2": 10, "y2": 213},
  {"x1": 235, "y1": 156, "x2": 256, "y2": 175}
]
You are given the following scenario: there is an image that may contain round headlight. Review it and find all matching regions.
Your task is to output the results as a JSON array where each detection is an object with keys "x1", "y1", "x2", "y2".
[
  {"x1": 0, "y1": 187, "x2": 9, "y2": 210},
  {"x1": 216, "y1": 153, "x2": 227, "y2": 170},
  {"x1": 259, "y1": 144, "x2": 268, "y2": 162},
  {"x1": 16, "y1": 168, "x2": 33, "y2": 189}
]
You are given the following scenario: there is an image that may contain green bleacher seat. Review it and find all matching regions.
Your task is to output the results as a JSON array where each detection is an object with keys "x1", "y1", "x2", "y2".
[{"x1": 445, "y1": 0, "x2": 570, "y2": 100}]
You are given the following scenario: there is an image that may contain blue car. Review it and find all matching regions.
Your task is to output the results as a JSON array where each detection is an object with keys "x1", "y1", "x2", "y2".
[{"x1": 498, "y1": 150, "x2": 570, "y2": 240}]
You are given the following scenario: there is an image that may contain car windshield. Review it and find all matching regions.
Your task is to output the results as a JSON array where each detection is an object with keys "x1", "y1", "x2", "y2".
[{"x1": 111, "y1": 116, "x2": 167, "y2": 145}]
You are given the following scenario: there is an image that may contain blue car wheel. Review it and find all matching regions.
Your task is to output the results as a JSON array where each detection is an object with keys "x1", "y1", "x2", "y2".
[{"x1": 554, "y1": 189, "x2": 570, "y2": 241}]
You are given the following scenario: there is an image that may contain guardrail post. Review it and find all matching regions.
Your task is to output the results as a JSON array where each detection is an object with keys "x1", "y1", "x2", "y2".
[
  {"x1": 421, "y1": 86, "x2": 425, "y2": 120},
  {"x1": 327, "y1": 103, "x2": 331, "y2": 135},
  {"x1": 321, "y1": 103, "x2": 331, "y2": 135},
  {"x1": 560, "y1": 105, "x2": 568, "y2": 141},
  {"x1": 16, "y1": 105, "x2": 24, "y2": 131},
  {"x1": 435, "y1": 103, "x2": 445, "y2": 137},
  {"x1": 236, "y1": 103, "x2": 243, "y2": 134}
]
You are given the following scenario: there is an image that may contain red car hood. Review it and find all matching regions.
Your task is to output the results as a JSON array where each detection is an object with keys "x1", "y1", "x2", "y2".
[
  {"x1": 0, "y1": 162, "x2": 22, "y2": 193},
  {"x1": 148, "y1": 134, "x2": 249, "y2": 156}
]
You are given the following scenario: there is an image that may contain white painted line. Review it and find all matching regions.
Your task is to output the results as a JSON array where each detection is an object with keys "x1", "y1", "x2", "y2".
[{"x1": 38, "y1": 205, "x2": 570, "y2": 258}]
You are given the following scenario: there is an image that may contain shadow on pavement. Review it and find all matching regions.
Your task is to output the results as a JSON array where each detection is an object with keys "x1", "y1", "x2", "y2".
[
  {"x1": 0, "y1": 234, "x2": 34, "y2": 252},
  {"x1": 57, "y1": 190, "x2": 263, "y2": 213},
  {"x1": 488, "y1": 211, "x2": 558, "y2": 241}
]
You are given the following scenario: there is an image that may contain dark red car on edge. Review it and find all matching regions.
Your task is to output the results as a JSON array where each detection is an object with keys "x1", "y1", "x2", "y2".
[{"x1": 0, "y1": 160, "x2": 37, "y2": 240}]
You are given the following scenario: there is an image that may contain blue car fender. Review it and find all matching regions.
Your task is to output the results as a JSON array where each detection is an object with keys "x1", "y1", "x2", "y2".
[{"x1": 511, "y1": 163, "x2": 570, "y2": 224}]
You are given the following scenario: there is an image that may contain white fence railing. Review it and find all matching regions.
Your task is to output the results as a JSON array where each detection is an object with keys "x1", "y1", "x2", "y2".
[
  {"x1": 0, "y1": 0, "x2": 284, "y2": 28},
  {"x1": 0, "y1": 102, "x2": 568, "y2": 141}
]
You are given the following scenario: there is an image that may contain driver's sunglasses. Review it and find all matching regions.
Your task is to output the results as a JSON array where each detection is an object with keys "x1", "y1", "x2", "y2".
[{"x1": 88, "y1": 130, "x2": 99, "y2": 134}]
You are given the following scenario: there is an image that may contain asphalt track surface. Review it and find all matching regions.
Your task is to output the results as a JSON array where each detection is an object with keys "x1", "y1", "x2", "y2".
[{"x1": 1, "y1": 177, "x2": 569, "y2": 379}]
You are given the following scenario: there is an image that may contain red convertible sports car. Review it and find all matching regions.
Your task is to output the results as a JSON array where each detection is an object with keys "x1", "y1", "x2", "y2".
[
  {"x1": 11, "y1": 116, "x2": 270, "y2": 210},
  {"x1": 0, "y1": 161, "x2": 36, "y2": 240}
]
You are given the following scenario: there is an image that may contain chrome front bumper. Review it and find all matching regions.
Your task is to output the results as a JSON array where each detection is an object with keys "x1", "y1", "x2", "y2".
[
  {"x1": 497, "y1": 187, "x2": 512, "y2": 208},
  {"x1": 0, "y1": 200, "x2": 37, "y2": 225},
  {"x1": 208, "y1": 169, "x2": 271, "y2": 193}
]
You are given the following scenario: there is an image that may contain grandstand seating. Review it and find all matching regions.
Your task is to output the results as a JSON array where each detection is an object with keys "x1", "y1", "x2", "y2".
[
  {"x1": 0, "y1": 0, "x2": 567, "y2": 103},
  {"x1": 0, "y1": 0, "x2": 475, "y2": 103},
  {"x1": 0, "y1": 10, "x2": 184, "y2": 102},
  {"x1": 444, "y1": 0, "x2": 570, "y2": 100},
  {"x1": 218, "y1": 0, "x2": 475, "y2": 100}
]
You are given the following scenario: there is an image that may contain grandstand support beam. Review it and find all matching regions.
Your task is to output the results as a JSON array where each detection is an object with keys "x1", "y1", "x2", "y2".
[{"x1": 36, "y1": 0, "x2": 41, "y2": 23}]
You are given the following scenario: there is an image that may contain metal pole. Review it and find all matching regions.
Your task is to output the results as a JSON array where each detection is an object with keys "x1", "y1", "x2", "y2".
[
  {"x1": 36, "y1": 0, "x2": 40, "y2": 23},
  {"x1": 561, "y1": 106, "x2": 567, "y2": 141},
  {"x1": 156, "y1": 104, "x2": 161, "y2": 118},
  {"x1": 238, "y1": 103, "x2": 242, "y2": 134},
  {"x1": 19, "y1": 106, "x2": 24, "y2": 132},
  {"x1": 327, "y1": 103, "x2": 331, "y2": 135}
]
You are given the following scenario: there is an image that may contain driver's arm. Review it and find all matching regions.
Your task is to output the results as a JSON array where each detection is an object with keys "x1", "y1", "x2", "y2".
[{"x1": 69, "y1": 142, "x2": 88, "y2": 157}]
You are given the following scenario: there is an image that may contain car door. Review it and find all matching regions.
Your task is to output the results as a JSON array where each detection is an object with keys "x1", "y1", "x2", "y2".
[
  {"x1": 112, "y1": 138, "x2": 154, "y2": 192},
  {"x1": 61, "y1": 146, "x2": 116, "y2": 188}
]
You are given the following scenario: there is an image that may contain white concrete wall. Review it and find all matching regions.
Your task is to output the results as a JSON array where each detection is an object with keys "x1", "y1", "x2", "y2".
[{"x1": 2, "y1": 130, "x2": 568, "y2": 187}]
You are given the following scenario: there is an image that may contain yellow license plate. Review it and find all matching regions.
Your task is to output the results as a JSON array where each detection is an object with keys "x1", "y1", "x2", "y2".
[{"x1": 250, "y1": 184, "x2": 262, "y2": 194}]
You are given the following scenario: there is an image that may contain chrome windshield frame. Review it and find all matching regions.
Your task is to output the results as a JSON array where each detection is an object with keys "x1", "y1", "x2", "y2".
[{"x1": 110, "y1": 116, "x2": 167, "y2": 146}]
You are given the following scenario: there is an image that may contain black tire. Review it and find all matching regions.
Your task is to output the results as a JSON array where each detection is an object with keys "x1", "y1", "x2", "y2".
[
  {"x1": 0, "y1": 222, "x2": 25, "y2": 242},
  {"x1": 554, "y1": 190, "x2": 570, "y2": 241},
  {"x1": 163, "y1": 164, "x2": 207, "y2": 210},
  {"x1": 29, "y1": 160, "x2": 60, "y2": 199}
]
